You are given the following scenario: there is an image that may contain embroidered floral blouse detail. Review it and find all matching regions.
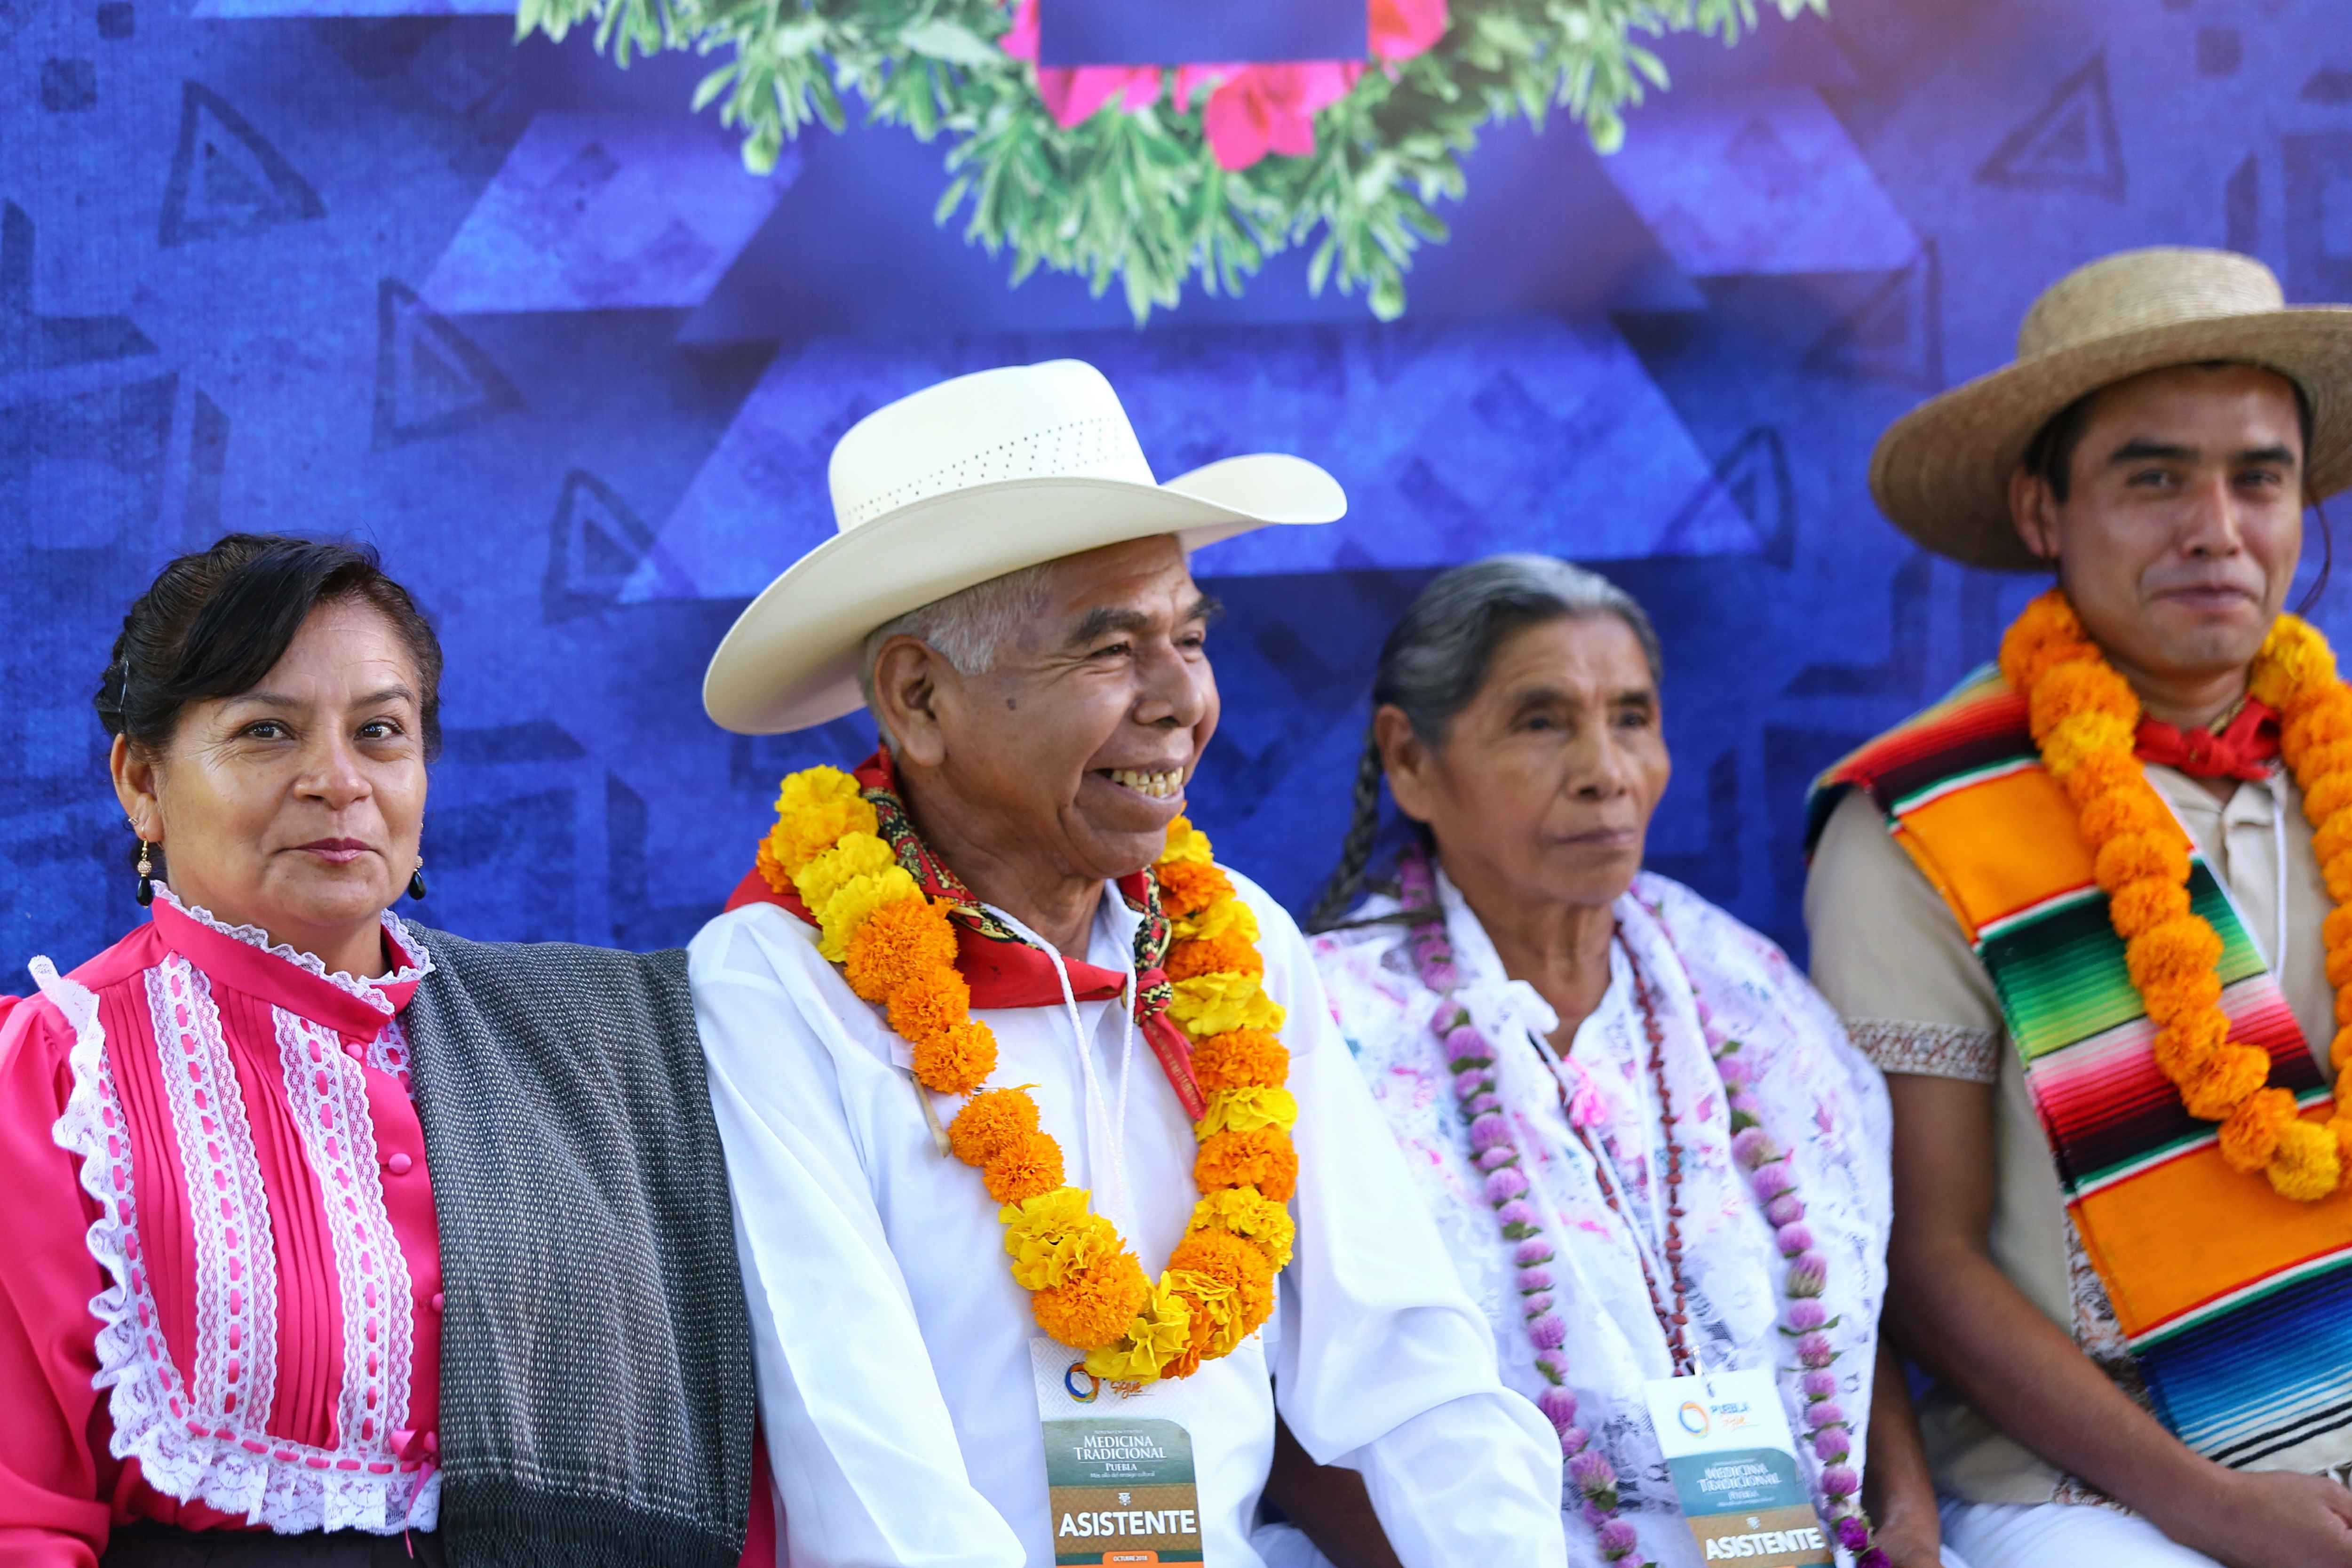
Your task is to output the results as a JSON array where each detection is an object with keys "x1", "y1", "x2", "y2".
[
  {"x1": 1312, "y1": 870, "x2": 1894, "y2": 1567},
  {"x1": 2, "y1": 888, "x2": 445, "y2": 1544}
]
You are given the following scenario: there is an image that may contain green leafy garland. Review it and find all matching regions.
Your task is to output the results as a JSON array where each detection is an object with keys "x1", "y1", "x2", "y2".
[{"x1": 516, "y1": 0, "x2": 1819, "y2": 321}]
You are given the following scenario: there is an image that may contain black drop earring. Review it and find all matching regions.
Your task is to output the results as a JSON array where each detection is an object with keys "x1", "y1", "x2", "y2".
[
  {"x1": 406, "y1": 858, "x2": 428, "y2": 901},
  {"x1": 135, "y1": 839, "x2": 155, "y2": 907}
]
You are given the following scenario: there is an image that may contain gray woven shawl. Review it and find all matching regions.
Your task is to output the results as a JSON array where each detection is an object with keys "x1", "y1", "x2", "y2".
[{"x1": 401, "y1": 928, "x2": 754, "y2": 1568}]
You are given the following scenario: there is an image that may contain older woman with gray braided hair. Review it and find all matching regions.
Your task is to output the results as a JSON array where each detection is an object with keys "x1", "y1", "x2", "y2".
[
  {"x1": 1299, "y1": 555, "x2": 1953, "y2": 1568},
  {"x1": 0, "y1": 533, "x2": 765, "y2": 1568}
]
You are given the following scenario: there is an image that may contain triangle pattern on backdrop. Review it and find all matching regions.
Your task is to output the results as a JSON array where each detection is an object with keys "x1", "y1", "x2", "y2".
[
  {"x1": 1974, "y1": 50, "x2": 2126, "y2": 201},
  {"x1": 371, "y1": 278, "x2": 523, "y2": 450},
  {"x1": 159, "y1": 81, "x2": 326, "y2": 247},
  {"x1": 1803, "y1": 241, "x2": 1946, "y2": 392},
  {"x1": 543, "y1": 468, "x2": 690, "y2": 621}
]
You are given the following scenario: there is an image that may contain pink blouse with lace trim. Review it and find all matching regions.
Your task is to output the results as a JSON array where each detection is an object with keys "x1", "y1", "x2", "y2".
[{"x1": 0, "y1": 891, "x2": 443, "y2": 1566}]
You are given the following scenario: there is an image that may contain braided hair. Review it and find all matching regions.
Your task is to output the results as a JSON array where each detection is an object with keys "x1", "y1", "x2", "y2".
[{"x1": 1302, "y1": 555, "x2": 1662, "y2": 932}]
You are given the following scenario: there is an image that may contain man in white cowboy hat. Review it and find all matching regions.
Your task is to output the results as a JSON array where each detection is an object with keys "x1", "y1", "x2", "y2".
[
  {"x1": 1805, "y1": 247, "x2": 2352, "y2": 1568},
  {"x1": 687, "y1": 359, "x2": 1567, "y2": 1567}
]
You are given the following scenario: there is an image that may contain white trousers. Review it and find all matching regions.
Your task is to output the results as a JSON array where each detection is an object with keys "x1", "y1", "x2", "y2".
[{"x1": 1940, "y1": 1499, "x2": 2218, "y2": 1568}]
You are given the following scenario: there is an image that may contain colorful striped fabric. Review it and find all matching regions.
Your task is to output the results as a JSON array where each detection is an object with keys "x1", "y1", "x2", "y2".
[{"x1": 1809, "y1": 668, "x2": 2352, "y2": 1472}]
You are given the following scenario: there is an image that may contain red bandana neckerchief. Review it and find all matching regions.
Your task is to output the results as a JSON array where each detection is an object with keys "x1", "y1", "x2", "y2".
[
  {"x1": 2133, "y1": 696, "x2": 2282, "y2": 783},
  {"x1": 726, "y1": 749, "x2": 1205, "y2": 1117}
]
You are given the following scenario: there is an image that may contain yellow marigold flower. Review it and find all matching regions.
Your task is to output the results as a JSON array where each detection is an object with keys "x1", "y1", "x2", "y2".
[
  {"x1": 1998, "y1": 590, "x2": 2092, "y2": 691},
  {"x1": 845, "y1": 894, "x2": 961, "y2": 1004},
  {"x1": 1195, "y1": 1127, "x2": 1297, "y2": 1201},
  {"x1": 1156, "y1": 860, "x2": 1235, "y2": 919},
  {"x1": 2312, "y1": 770, "x2": 2352, "y2": 830},
  {"x1": 1199, "y1": 1087, "x2": 1299, "y2": 1137},
  {"x1": 2287, "y1": 692, "x2": 2352, "y2": 777},
  {"x1": 2042, "y1": 711, "x2": 2136, "y2": 777},
  {"x1": 1187, "y1": 1186, "x2": 1295, "y2": 1271},
  {"x1": 2109, "y1": 879, "x2": 2192, "y2": 940},
  {"x1": 1160, "y1": 816, "x2": 1215, "y2": 867},
  {"x1": 816, "y1": 867, "x2": 922, "y2": 961},
  {"x1": 796, "y1": 832, "x2": 898, "y2": 915},
  {"x1": 1192, "y1": 1028, "x2": 1288, "y2": 1093},
  {"x1": 2124, "y1": 919, "x2": 2224, "y2": 995},
  {"x1": 1174, "y1": 896, "x2": 1259, "y2": 947},
  {"x1": 2027, "y1": 660, "x2": 2137, "y2": 742},
  {"x1": 2153, "y1": 1012, "x2": 2228, "y2": 1082},
  {"x1": 2253, "y1": 615, "x2": 2336, "y2": 711},
  {"x1": 1000, "y1": 1186, "x2": 1094, "y2": 1253},
  {"x1": 2307, "y1": 735, "x2": 2352, "y2": 781},
  {"x1": 912, "y1": 1019, "x2": 996, "y2": 1097},
  {"x1": 2079, "y1": 788, "x2": 2174, "y2": 846},
  {"x1": 2142, "y1": 969, "x2": 2223, "y2": 1030},
  {"x1": 1008, "y1": 1208, "x2": 1120, "y2": 1291},
  {"x1": 2268, "y1": 1117, "x2": 2342, "y2": 1202},
  {"x1": 765, "y1": 769, "x2": 879, "y2": 885},
  {"x1": 1033, "y1": 1250, "x2": 1151, "y2": 1350},
  {"x1": 2179, "y1": 1043, "x2": 2272, "y2": 1120},
  {"x1": 2062, "y1": 748, "x2": 2144, "y2": 811},
  {"x1": 949, "y1": 1088, "x2": 1041, "y2": 1170},
  {"x1": 888, "y1": 964, "x2": 972, "y2": 1042},
  {"x1": 1169, "y1": 973, "x2": 1285, "y2": 1039},
  {"x1": 1169, "y1": 1230, "x2": 1276, "y2": 1346},
  {"x1": 1166, "y1": 931, "x2": 1265, "y2": 983},
  {"x1": 2219, "y1": 1087, "x2": 2298, "y2": 1173},
  {"x1": 984, "y1": 1131, "x2": 1066, "y2": 1205},
  {"x1": 1083, "y1": 1275, "x2": 1194, "y2": 1384},
  {"x1": 2092, "y1": 832, "x2": 2190, "y2": 897}
]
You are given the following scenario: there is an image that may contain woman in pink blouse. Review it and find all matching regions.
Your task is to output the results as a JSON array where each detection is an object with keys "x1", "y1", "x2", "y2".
[{"x1": 0, "y1": 535, "x2": 766, "y2": 1568}]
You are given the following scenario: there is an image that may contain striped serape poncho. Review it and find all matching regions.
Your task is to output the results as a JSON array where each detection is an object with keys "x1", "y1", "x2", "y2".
[{"x1": 1809, "y1": 667, "x2": 2352, "y2": 1473}]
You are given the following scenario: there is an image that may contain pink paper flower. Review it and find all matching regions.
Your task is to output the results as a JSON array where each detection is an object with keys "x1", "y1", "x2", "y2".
[
  {"x1": 1369, "y1": 0, "x2": 1448, "y2": 61},
  {"x1": 1001, "y1": 0, "x2": 1163, "y2": 128},
  {"x1": 1180, "y1": 61, "x2": 1359, "y2": 171}
]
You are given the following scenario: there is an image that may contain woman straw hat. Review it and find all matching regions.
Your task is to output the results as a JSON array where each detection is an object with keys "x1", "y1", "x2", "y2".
[
  {"x1": 1870, "y1": 247, "x2": 2352, "y2": 571},
  {"x1": 702, "y1": 358, "x2": 1345, "y2": 735}
]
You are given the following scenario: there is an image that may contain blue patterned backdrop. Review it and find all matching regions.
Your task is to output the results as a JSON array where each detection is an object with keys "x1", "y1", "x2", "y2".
[{"x1": 8, "y1": 0, "x2": 2352, "y2": 990}]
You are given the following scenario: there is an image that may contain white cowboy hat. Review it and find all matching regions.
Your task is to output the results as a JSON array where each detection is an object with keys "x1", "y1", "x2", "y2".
[
  {"x1": 702, "y1": 359, "x2": 1347, "y2": 734},
  {"x1": 1871, "y1": 247, "x2": 2352, "y2": 571}
]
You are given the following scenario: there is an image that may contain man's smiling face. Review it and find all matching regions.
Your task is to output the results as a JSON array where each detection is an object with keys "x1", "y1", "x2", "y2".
[
  {"x1": 925, "y1": 534, "x2": 1222, "y2": 884},
  {"x1": 2014, "y1": 362, "x2": 2307, "y2": 688}
]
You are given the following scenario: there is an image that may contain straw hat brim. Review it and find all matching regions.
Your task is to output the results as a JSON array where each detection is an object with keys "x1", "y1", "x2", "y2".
[
  {"x1": 702, "y1": 452, "x2": 1345, "y2": 735},
  {"x1": 1871, "y1": 307, "x2": 2352, "y2": 571}
]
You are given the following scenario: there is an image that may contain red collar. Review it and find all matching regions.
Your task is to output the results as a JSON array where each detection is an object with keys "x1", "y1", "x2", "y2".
[
  {"x1": 151, "y1": 893, "x2": 423, "y2": 1043},
  {"x1": 727, "y1": 749, "x2": 1204, "y2": 1117},
  {"x1": 2134, "y1": 697, "x2": 2281, "y2": 783},
  {"x1": 725, "y1": 749, "x2": 1150, "y2": 1010}
]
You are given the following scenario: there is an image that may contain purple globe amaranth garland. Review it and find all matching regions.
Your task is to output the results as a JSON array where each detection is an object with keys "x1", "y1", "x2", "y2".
[{"x1": 1397, "y1": 846, "x2": 1887, "y2": 1568}]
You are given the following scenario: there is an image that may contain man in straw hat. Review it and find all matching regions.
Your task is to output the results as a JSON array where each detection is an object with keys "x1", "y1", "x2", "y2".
[
  {"x1": 686, "y1": 359, "x2": 1567, "y2": 1567},
  {"x1": 1805, "y1": 246, "x2": 2352, "y2": 1567}
]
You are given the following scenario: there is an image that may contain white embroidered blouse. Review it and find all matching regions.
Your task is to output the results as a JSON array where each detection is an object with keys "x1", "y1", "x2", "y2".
[{"x1": 1311, "y1": 868, "x2": 1893, "y2": 1568}]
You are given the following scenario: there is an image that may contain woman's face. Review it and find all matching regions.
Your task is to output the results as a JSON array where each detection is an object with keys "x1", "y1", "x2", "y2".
[
  {"x1": 1379, "y1": 613, "x2": 1670, "y2": 915},
  {"x1": 114, "y1": 598, "x2": 429, "y2": 963}
]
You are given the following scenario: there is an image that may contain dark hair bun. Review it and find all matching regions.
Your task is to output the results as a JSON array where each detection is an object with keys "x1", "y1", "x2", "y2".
[{"x1": 99, "y1": 533, "x2": 445, "y2": 759}]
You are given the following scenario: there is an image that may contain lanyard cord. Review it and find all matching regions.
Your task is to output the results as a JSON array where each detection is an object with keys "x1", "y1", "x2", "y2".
[{"x1": 990, "y1": 901, "x2": 1138, "y2": 1237}]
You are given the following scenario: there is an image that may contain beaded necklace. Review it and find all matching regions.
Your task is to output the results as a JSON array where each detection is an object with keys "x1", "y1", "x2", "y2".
[{"x1": 1398, "y1": 846, "x2": 1887, "y2": 1567}]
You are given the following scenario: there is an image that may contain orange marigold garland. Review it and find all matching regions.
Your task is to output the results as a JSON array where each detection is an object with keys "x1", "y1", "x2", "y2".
[
  {"x1": 2001, "y1": 591, "x2": 2352, "y2": 1200},
  {"x1": 762, "y1": 768, "x2": 1296, "y2": 1381}
]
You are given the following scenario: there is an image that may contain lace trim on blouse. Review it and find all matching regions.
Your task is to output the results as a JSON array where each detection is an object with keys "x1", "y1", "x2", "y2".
[
  {"x1": 1845, "y1": 1018, "x2": 2000, "y2": 1083},
  {"x1": 153, "y1": 885, "x2": 434, "y2": 1014},
  {"x1": 34, "y1": 954, "x2": 438, "y2": 1533}
]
